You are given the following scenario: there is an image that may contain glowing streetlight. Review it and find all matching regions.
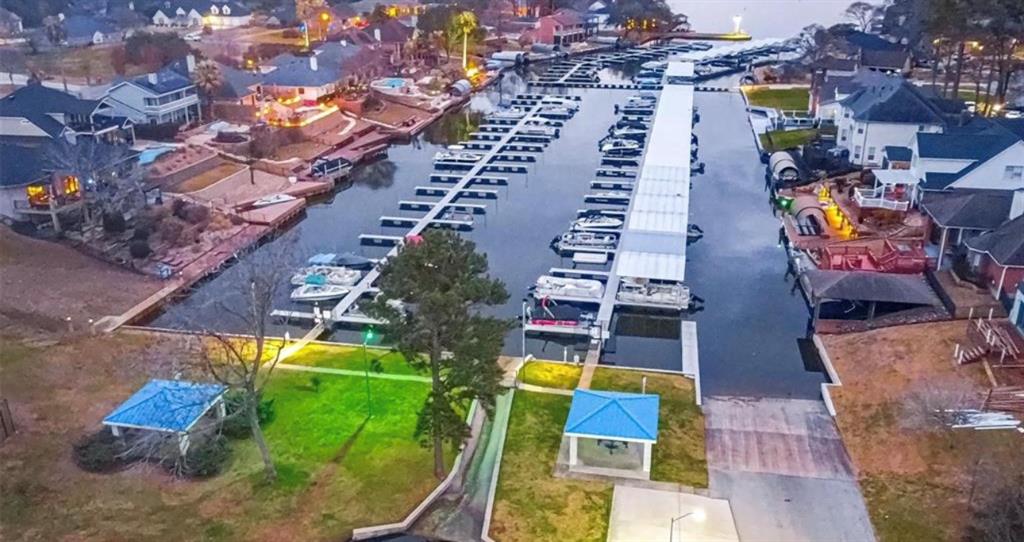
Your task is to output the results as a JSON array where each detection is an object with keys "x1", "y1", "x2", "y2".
[
  {"x1": 732, "y1": 15, "x2": 742, "y2": 35},
  {"x1": 361, "y1": 326, "x2": 376, "y2": 418}
]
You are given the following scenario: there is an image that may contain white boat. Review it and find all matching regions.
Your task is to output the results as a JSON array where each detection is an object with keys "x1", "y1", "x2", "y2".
[
  {"x1": 251, "y1": 193, "x2": 297, "y2": 208},
  {"x1": 537, "y1": 106, "x2": 573, "y2": 118},
  {"x1": 616, "y1": 279, "x2": 691, "y2": 308},
  {"x1": 290, "y1": 283, "x2": 350, "y2": 302},
  {"x1": 600, "y1": 138, "x2": 641, "y2": 154},
  {"x1": 523, "y1": 116, "x2": 559, "y2": 126},
  {"x1": 589, "y1": 190, "x2": 631, "y2": 200},
  {"x1": 290, "y1": 265, "x2": 361, "y2": 286},
  {"x1": 519, "y1": 125, "x2": 559, "y2": 137},
  {"x1": 573, "y1": 215, "x2": 623, "y2": 230},
  {"x1": 532, "y1": 275, "x2": 604, "y2": 300},
  {"x1": 434, "y1": 150, "x2": 484, "y2": 163},
  {"x1": 488, "y1": 108, "x2": 527, "y2": 120},
  {"x1": 553, "y1": 231, "x2": 617, "y2": 251},
  {"x1": 641, "y1": 61, "x2": 666, "y2": 70},
  {"x1": 610, "y1": 126, "x2": 647, "y2": 140},
  {"x1": 625, "y1": 94, "x2": 657, "y2": 106},
  {"x1": 541, "y1": 97, "x2": 580, "y2": 110}
]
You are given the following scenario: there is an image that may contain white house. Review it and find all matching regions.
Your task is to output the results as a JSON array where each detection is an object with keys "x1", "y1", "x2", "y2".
[
  {"x1": 913, "y1": 120, "x2": 1024, "y2": 192},
  {"x1": 835, "y1": 75, "x2": 948, "y2": 167},
  {"x1": 105, "y1": 58, "x2": 201, "y2": 125},
  {"x1": 151, "y1": 0, "x2": 251, "y2": 29}
]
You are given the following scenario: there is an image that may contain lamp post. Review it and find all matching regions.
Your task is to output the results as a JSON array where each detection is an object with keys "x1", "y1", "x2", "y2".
[
  {"x1": 362, "y1": 326, "x2": 376, "y2": 418},
  {"x1": 669, "y1": 509, "x2": 706, "y2": 542},
  {"x1": 319, "y1": 12, "x2": 331, "y2": 42}
]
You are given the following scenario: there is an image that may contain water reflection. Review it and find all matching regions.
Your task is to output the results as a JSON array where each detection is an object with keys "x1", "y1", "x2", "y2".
[
  {"x1": 422, "y1": 109, "x2": 483, "y2": 147},
  {"x1": 351, "y1": 160, "x2": 398, "y2": 190}
]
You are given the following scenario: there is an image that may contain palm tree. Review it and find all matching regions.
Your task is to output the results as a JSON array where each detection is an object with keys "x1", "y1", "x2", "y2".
[
  {"x1": 450, "y1": 11, "x2": 478, "y2": 70},
  {"x1": 192, "y1": 60, "x2": 223, "y2": 122}
]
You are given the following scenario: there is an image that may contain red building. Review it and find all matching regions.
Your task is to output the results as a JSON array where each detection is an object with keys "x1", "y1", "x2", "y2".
[
  {"x1": 964, "y1": 213, "x2": 1024, "y2": 301},
  {"x1": 533, "y1": 9, "x2": 589, "y2": 47}
]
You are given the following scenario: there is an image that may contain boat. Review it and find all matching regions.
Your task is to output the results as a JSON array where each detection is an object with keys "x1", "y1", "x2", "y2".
[
  {"x1": 541, "y1": 97, "x2": 580, "y2": 110},
  {"x1": 552, "y1": 231, "x2": 617, "y2": 252},
  {"x1": 688, "y1": 223, "x2": 704, "y2": 241},
  {"x1": 519, "y1": 125, "x2": 559, "y2": 137},
  {"x1": 307, "y1": 252, "x2": 376, "y2": 269},
  {"x1": 251, "y1": 193, "x2": 297, "y2": 208},
  {"x1": 640, "y1": 60, "x2": 666, "y2": 70},
  {"x1": 523, "y1": 116, "x2": 559, "y2": 126},
  {"x1": 572, "y1": 215, "x2": 623, "y2": 230},
  {"x1": 603, "y1": 146, "x2": 642, "y2": 158},
  {"x1": 624, "y1": 96, "x2": 656, "y2": 107},
  {"x1": 589, "y1": 190, "x2": 631, "y2": 200},
  {"x1": 434, "y1": 150, "x2": 484, "y2": 163},
  {"x1": 311, "y1": 156, "x2": 353, "y2": 178},
  {"x1": 609, "y1": 125, "x2": 647, "y2": 140},
  {"x1": 532, "y1": 275, "x2": 604, "y2": 300},
  {"x1": 613, "y1": 119, "x2": 648, "y2": 130},
  {"x1": 536, "y1": 106, "x2": 573, "y2": 118},
  {"x1": 290, "y1": 266, "x2": 361, "y2": 287},
  {"x1": 290, "y1": 283, "x2": 350, "y2": 302},
  {"x1": 488, "y1": 108, "x2": 527, "y2": 120},
  {"x1": 600, "y1": 138, "x2": 641, "y2": 154},
  {"x1": 616, "y1": 279, "x2": 691, "y2": 308}
]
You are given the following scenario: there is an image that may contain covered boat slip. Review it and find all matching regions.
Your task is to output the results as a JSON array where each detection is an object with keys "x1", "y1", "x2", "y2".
[
  {"x1": 803, "y1": 269, "x2": 947, "y2": 328},
  {"x1": 597, "y1": 61, "x2": 696, "y2": 330}
]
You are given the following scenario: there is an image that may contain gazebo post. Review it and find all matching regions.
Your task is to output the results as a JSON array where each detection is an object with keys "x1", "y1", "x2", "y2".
[
  {"x1": 178, "y1": 433, "x2": 191, "y2": 456},
  {"x1": 110, "y1": 425, "x2": 121, "y2": 437},
  {"x1": 642, "y1": 441, "x2": 652, "y2": 473},
  {"x1": 569, "y1": 435, "x2": 578, "y2": 467}
]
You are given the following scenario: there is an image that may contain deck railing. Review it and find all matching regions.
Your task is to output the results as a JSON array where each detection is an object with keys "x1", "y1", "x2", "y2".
[{"x1": 853, "y1": 188, "x2": 910, "y2": 211}]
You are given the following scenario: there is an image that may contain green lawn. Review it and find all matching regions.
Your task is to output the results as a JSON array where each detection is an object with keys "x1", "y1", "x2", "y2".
[
  {"x1": 744, "y1": 87, "x2": 810, "y2": 112},
  {"x1": 285, "y1": 342, "x2": 424, "y2": 376},
  {"x1": 760, "y1": 128, "x2": 819, "y2": 152},
  {"x1": 490, "y1": 392, "x2": 613, "y2": 542},
  {"x1": 490, "y1": 370, "x2": 707, "y2": 541},
  {"x1": 590, "y1": 369, "x2": 707, "y2": 487},
  {"x1": 520, "y1": 361, "x2": 582, "y2": 390}
]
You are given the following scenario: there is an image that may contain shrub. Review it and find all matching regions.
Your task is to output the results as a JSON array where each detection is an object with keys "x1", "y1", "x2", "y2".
[
  {"x1": 213, "y1": 131, "x2": 247, "y2": 143},
  {"x1": 182, "y1": 204, "x2": 210, "y2": 225},
  {"x1": 222, "y1": 392, "x2": 276, "y2": 439},
  {"x1": 158, "y1": 217, "x2": 185, "y2": 244},
  {"x1": 72, "y1": 430, "x2": 131, "y2": 473},
  {"x1": 180, "y1": 435, "x2": 231, "y2": 478},
  {"x1": 171, "y1": 198, "x2": 188, "y2": 218},
  {"x1": 129, "y1": 239, "x2": 151, "y2": 259},
  {"x1": 132, "y1": 225, "x2": 151, "y2": 241},
  {"x1": 102, "y1": 211, "x2": 127, "y2": 233}
]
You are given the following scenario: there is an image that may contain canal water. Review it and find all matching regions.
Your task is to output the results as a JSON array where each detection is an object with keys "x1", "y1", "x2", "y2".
[{"x1": 152, "y1": 64, "x2": 826, "y2": 399}]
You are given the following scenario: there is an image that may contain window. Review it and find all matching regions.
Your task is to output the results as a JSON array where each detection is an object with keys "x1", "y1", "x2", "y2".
[
  {"x1": 840, "y1": 129, "x2": 848, "y2": 142},
  {"x1": 854, "y1": 145, "x2": 862, "y2": 159},
  {"x1": 210, "y1": 5, "x2": 219, "y2": 14},
  {"x1": 857, "y1": 126, "x2": 864, "y2": 134},
  {"x1": 144, "y1": 97, "x2": 157, "y2": 106},
  {"x1": 867, "y1": 147, "x2": 876, "y2": 161},
  {"x1": 222, "y1": 5, "x2": 230, "y2": 14},
  {"x1": 1005, "y1": 166, "x2": 1024, "y2": 181}
]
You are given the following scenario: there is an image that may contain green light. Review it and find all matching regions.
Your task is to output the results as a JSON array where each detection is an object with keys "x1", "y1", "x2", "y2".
[{"x1": 363, "y1": 327, "x2": 376, "y2": 342}]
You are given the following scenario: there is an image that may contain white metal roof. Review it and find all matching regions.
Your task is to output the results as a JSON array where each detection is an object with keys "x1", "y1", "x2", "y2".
[
  {"x1": 872, "y1": 168, "x2": 917, "y2": 186},
  {"x1": 616, "y1": 250, "x2": 686, "y2": 282}
]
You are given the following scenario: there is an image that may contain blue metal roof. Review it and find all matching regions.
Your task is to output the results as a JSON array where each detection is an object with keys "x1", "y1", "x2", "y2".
[
  {"x1": 564, "y1": 389, "x2": 659, "y2": 441},
  {"x1": 103, "y1": 379, "x2": 227, "y2": 433}
]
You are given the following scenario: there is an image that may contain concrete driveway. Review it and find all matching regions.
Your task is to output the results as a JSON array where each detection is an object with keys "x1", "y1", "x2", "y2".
[
  {"x1": 607, "y1": 485, "x2": 739, "y2": 542},
  {"x1": 705, "y1": 397, "x2": 876, "y2": 542}
]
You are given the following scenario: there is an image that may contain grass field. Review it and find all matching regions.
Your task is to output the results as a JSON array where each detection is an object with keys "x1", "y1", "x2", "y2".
[
  {"x1": 490, "y1": 370, "x2": 706, "y2": 541},
  {"x1": 744, "y1": 87, "x2": 810, "y2": 112},
  {"x1": 519, "y1": 361, "x2": 582, "y2": 389},
  {"x1": 760, "y1": 128, "x2": 818, "y2": 152},
  {"x1": 173, "y1": 163, "x2": 245, "y2": 193},
  {"x1": 286, "y1": 342, "x2": 424, "y2": 376},
  {"x1": 0, "y1": 333, "x2": 449, "y2": 541}
]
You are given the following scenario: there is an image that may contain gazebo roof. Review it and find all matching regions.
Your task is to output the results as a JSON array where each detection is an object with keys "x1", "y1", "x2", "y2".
[
  {"x1": 102, "y1": 379, "x2": 227, "y2": 433},
  {"x1": 564, "y1": 389, "x2": 659, "y2": 442}
]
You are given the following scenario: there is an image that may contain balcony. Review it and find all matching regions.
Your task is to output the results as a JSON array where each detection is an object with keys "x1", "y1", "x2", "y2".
[
  {"x1": 854, "y1": 187, "x2": 911, "y2": 212},
  {"x1": 143, "y1": 93, "x2": 199, "y2": 114}
]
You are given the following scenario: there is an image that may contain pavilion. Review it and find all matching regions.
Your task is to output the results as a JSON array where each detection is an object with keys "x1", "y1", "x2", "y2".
[
  {"x1": 563, "y1": 389, "x2": 659, "y2": 479},
  {"x1": 102, "y1": 379, "x2": 228, "y2": 455}
]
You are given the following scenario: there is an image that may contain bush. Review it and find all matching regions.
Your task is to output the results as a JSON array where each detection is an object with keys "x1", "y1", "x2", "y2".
[
  {"x1": 158, "y1": 217, "x2": 185, "y2": 244},
  {"x1": 129, "y1": 239, "x2": 151, "y2": 259},
  {"x1": 102, "y1": 211, "x2": 127, "y2": 233},
  {"x1": 72, "y1": 430, "x2": 131, "y2": 473},
  {"x1": 213, "y1": 131, "x2": 247, "y2": 143},
  {"x1": 171, "y1": 198, "x2": 188, "y2": 218},
  {"x1": 222, "y1": 392, "x2": 276, "y2": 439},
  {"x1": 182, "y1": 204, "x2": 210, "y2": 225},
  {"x1": 132, "y1": 225, "x2": 151, "y2": 241},
  {"x1": 180, "y1": 435, "x2": 231, "y2": 478}
]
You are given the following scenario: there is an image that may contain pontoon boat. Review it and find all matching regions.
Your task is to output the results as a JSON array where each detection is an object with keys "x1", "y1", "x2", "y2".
[{"x1": 532, "y1": 275, "x2": 604, "y2": 300}]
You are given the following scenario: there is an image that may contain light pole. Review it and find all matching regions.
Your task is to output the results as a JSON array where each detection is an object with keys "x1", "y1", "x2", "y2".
[
  {"x1": 362, "y1": 326, "x2": 376, "y2": 418},
  {"x1": 669, "y1": 508, "x2": 706, "y2": 542}
]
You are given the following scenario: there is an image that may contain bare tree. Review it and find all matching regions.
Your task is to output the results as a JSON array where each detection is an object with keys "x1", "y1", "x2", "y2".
[
  {"x1": 173, "y1": 238, "x2": 299, "y2": 481},
  {"x1": 899, "y1": 380, "x2": 978, "y2": 433},
  {"x1": 844, "y1": 2, "x2": 880, "y2": 32}
]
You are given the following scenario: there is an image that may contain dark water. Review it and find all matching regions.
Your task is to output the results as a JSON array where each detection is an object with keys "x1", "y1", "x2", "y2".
[{"x1": 152, "y1": 68, "x2": 825, "y2": 399}]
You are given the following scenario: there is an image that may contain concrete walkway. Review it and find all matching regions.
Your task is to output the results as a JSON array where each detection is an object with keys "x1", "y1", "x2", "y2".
[
  {"x1": 276, "y1": 363, "x2": 431, "y2": 383},
  {"x1": 704, "y1": 396, "x2": 876, "y2": 542}
]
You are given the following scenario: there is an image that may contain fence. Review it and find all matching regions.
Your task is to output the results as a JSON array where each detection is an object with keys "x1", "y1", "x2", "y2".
[{"x1": 0, "y1": 398, "x2": 15, "y2": 444}]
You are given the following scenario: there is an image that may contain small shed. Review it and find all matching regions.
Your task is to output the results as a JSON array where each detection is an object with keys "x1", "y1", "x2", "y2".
[
  {"x1": 102, "y1": 379, "x2": 228, "y2": 455},
  {"x1": 563, "y1": 389, "x2": 659, "y2": 478}
]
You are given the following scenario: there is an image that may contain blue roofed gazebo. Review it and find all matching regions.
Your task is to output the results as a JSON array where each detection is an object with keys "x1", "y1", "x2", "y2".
[
  {"x1": 102, "y1": 379, "x2": 228, "y2": 455},
  {"x1": 563, "y1": 389, "x2": 659, "y2": 478}
]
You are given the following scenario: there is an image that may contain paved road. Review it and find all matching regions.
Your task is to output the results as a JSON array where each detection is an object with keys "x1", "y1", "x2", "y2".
[{"x1": 705, "y1": 397, "x2": 876, "y2": 542}]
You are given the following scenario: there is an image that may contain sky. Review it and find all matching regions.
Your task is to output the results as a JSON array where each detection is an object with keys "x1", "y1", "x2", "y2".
[{"x1": 667, "y1": 0, "x2": 851, "y2": 40}]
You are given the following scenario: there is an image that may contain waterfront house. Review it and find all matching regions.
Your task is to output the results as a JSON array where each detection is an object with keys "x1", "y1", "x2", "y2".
[
  {"x1": 881, "y1": 145, "x2": 912, "y2": 169},
  {"x1": 0, "y1": 84, "x2": 135, "y2": 145},
  {"x1": 913, "y1": 120, "x2": 1024, "y2": 192},
  {"x1": 0, "y1": 140, "x2": 104, "y2": 232},
  {"x1": 963, "y1": 210, "x2": 1024, "y2": 302},
  {"x1": 105, "y1": 58, "x2": 201, "y2": 125},
  {"x1": 363, "y1": 19, "x2": 414, "y2": 60},
  {"x1": 533, "y1": 9, "x2": 589, "y2": 47},
  {"x1": 150, "y1": 0, "x2": 252, "y2": 28},
  {"x1": 920, "y1": 189, "x2": 1016, "y2": 268},
  {"x1": 261, "y1": 42, "x2": 367, "y2": 102},
  {"x1": 0, "y1": 7, "x2": 23, "y2": 36},
  {"x1": 835, "y1": 75, "x2": 948, "y2": 167},
  {"x1": 62, "y1": 14, "x2": 121, "y2": 46}
]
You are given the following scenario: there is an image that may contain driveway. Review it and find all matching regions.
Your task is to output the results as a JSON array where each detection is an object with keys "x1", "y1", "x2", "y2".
[{"x1": 704, "y1": 397, "x2": 876, "y2": 542}]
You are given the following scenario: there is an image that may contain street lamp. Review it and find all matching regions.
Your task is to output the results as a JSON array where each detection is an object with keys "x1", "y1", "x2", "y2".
[
  {"x1": 731, "y1": 15, "x2": 742, "y2": 35},
  {"x1": 319, "y1": 11, "x2": 331, "y2": 41},
  {"x1": 669, "y1": 509, "x2": 706, "y2": 542},
  {"x1": 362, "y1": 326, "x2": 376, "y2": 418}
]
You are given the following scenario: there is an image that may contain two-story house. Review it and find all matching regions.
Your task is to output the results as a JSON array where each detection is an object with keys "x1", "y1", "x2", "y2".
[
  {"x1": 835, "y1": 75, "x2": 949, "y2": 167},
  {"x1": 105, "y1": 58, "x2": 201, "y2": 125},
  {"x1": 0, "y1": 83, "x2": 135, "y2": 144},
  {"x1": 534, "y1": 9, "x2": 588, "y2": 47},
  {"x1": 150, "y1": 0, "x2": 251, "y2": 28}
]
